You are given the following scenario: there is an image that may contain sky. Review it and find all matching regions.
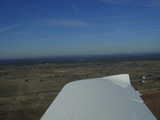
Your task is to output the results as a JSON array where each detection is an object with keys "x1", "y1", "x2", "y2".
[{"x1": 0, "y1": 0, "x2": 160, "y2": 59}]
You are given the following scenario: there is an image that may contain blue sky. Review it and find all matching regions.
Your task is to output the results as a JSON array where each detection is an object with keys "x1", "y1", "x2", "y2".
[{"x1": 0, "y1": 0, "x2": 160, "y2": 59}]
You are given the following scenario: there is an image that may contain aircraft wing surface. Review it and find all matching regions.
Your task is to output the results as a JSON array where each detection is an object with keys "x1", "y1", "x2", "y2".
[{"x1": 41, "y1": 74, "x2": 156, "y2": 120}]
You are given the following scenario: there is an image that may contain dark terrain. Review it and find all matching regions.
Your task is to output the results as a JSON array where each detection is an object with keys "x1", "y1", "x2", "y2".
[{"x1": 0, "y1": 55, "x2": 160, "y2": 120}]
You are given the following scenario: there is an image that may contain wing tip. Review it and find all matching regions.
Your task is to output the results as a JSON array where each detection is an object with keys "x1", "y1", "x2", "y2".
[{"x1": 101, "y1": 74, "x2": 131, "y2": 88}]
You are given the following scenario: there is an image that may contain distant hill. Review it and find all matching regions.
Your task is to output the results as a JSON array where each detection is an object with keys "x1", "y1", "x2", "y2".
[{"x1": 0, "y1": 53, "x2": 160, "y2": 65}]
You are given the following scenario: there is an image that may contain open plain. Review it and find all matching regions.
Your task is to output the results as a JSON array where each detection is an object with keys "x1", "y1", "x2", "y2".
[{"x1": 0, "y1": 59, "x2": 160, "y2": 120}]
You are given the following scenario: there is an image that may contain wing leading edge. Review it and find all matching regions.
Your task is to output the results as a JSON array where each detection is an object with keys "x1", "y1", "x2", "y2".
[{"x1": 41, "y1": 74, "x2": 157, "y2": 120}]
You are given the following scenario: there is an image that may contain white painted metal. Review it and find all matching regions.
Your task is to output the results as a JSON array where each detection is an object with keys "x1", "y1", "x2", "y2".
[{"x1": 41, "y1": 74, "x2": 156, "y2": 120}]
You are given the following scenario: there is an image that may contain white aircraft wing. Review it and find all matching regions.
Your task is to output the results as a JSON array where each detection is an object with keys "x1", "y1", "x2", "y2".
[{"x1": 41, "y1": 74, "x2": 156, "y2": 120}]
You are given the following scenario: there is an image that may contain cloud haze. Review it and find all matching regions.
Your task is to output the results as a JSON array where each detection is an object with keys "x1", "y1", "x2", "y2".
[
  {"x1": 100, "y1": 0, "x2": 131, "y2": 4},
  {"x1": 143, "y1": 0, "x2": 160, "y2": 8},
  {"x1": 0, "y1": 24, "x2": 20, "y2": 33},
  {"x1": 100, "y1": 0, "x2": 160, "y2": 7},
  {"x1": 44, "y1": 19, "x2": 88, "y2": 27}
]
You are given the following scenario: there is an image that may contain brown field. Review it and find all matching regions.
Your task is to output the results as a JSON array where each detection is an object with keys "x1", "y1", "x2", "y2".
[
  {"x1": 0, "y1": 60, "x2": 160, "y2": 120},
  {"x1": 142, "y1": 92, "x2": 160, "y2": 120}
]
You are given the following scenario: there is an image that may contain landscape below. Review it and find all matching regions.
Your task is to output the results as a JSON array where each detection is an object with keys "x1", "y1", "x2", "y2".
[{"x1": 0, "y1": 54, "x2": 160, "y2": 120}]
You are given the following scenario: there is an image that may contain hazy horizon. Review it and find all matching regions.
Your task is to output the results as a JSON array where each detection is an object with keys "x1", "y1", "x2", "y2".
[{"x1": 0, "y1": 52, "x2": 160, "y2": 61}]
